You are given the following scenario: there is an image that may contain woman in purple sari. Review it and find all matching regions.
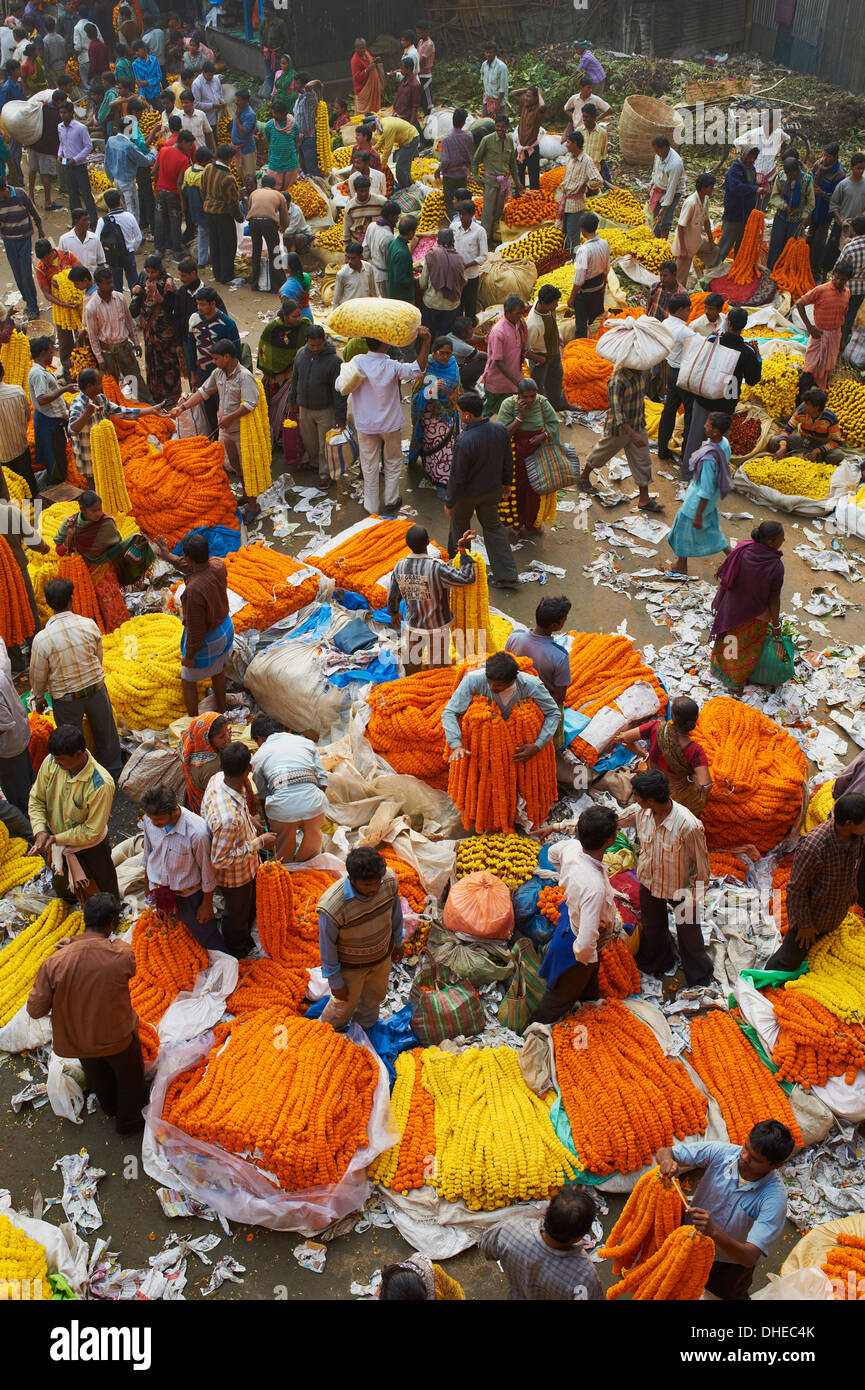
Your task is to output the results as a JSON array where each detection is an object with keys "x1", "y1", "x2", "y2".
[{"x1": 710, "y1": 520, "x2": 785, "y2": 692}]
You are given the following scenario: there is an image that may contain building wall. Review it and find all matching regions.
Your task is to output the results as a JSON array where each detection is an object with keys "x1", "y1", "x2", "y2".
[{"x1": 749, "y1": 0, "x2": 865, "y2": 91}]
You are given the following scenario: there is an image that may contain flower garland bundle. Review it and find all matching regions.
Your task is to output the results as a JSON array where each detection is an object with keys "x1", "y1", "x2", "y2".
[
  {"x1": 770, "y1": 237, "x2": 815, "y2": 297},
  {"x1": 827, "y1": 378, "x2": 865, "y2": 449},
  {"x1": 308, "y1": 520, "x2": 447, "y2": 608},
  {"x1": 367, "y1": 663, "x2": 477, "y2": 786},
  {"x1": 2, "y1": 468, "x2": 30, "y2": 505},
  {"x1": 0, "y1": 535, "x2": 36, "y2": 647},
  {"x1": 803, "y1": 779, "x2": 835, "y2": 833},
  {"x1": 765, "y1": 986, "x2": 865, "y2": 1087},
  {"x1": 368, "y1": 1047, "x2": 436, "y2": 1191},
  {"x1": 226, "y1": 956, "x2": 310, "y2": 1017},
  {"x1": 447, "y1": 696, "x2": 557, "y2": 832},
  {"x1": 709, "y1": 851, "x2": 747, "y2": 883},
  {"x1": 539, "y1": 164, "x2": 565, "y2": 194},
  {"x1": 379, "y1": 847, "x2": 426, "y2": 913},
  {"x1": 100, "y1": 376, "x2": 175, "y2": 445},
  {"x1": 553, "y1": 1000, "x2": 708, "y2": 1175},
  {"x1": 102, "y1": 614, "x2": 195, "y2": 730},
  {"x1": 538, "y1": 885, "x2": 565, "y2": 923},
  {"x1": 502, "y1": 192, "x2": 558, "y2": 225},
  {"x1": 455, "y1": 832, "x2": 538, "y2": 886},
  {"x1": 0, "y1": 820, "x2": 45, "y2": 899},
  {"x1": 421, "y1": 1045, "x2": 581, "y2": 1211},
  {"x1": 291, "y1": 179, "x2": 327, "y2": 218},
  {"x1": 57, "y1": 553, "x2": 105, "y2": 632},
  {"x1": 139, "y1": 1021, "x2": 160, "y2": 1066},
  {"x1": 497, "y1": 222, "x2": 562, "y2": 264},
  {"x1": 0, "y1": 901, "x2": 80, "y2": 1027},
  {"x1": 726, "y1": 209, "x2": 765, "y2": 284},
  {"x1": 51, "y1": 269, "x2": 84, "y2": 330},
  {"x1": 598, "y1": 226, "x2": 673, "y2": 273},
  {"x1": 821, "y1": 1234, "x2": 865, "y2": 1300},
  {"x1": 598, "y1": 939, "x2": 641, "y2": 998},
  {"x1": 315, "y1": 100, "x2": 333, "y2": 174},
  {"x1": 586, "y1": 187, "x2": 645, "y2": 226},
  {"x1": 786, "y1": 911, "x2": 865, "y2": 1023},
  {"x1": 741, "y1": 351, "x2": 801, "y2": 420},
  {"x1": 562, "y1": 337, "x2": 614, "y2": 410},
  {"x1": 255, "y1": 860, "x2": 334, "y2": 963},
  {"x1": 771, "y1": 854, "x2": 794, "y2": 935},
  {"x1": 163, "y1": 1009, "x2": 379, "y2": 1190},
  {"x1": 598, "y1": 1166, "x2": 683, "y2": 1275},
  {"x1": 316, "y1": 217, "x2": 345, "y2": 251},
  {"x1": 90, "y1": 419, "x2": 132, "y2": 516},
  {"x1": 238, "y1": 379, "x2": 273, "y2": 498},
  {"x1": 530, "y1": 263, "x2": 574, "y2": 301},
  {"x1": 607, "y1": 1225, "x2": 715, "y2": 1300},
  {"x1": 0, "y1": 1214, "x2": 53, "y2": 1299},
  {"x1": 27, "y1": 710, "x2": 54, "y2": 773},
  {"x1": 128, "y1": 909, "x2": 208, "y2": 1028},
  {"x1": 694, "y1": 697, "x2": 806, "y2": 854},
  {"x1": 689, "y1": 1008, "x2": 803, "y2": 1145},
  {"x1": 450, "y1": 551, "x2": 497, "y2": 655},
  {"x1": 535, "y1": 490, "x2": 557, "y2": 526},
  {"x1": 0, "y1": 330, "x2": 31, "y2": 397},
  {"x1": 563, "y1": 631, "x2": 665, "y2": 764},
  {"x1": 222, "y1": 543, "x2": 319, "y2": 632},
  {"x1": 124, "y1": 437, "x2": 239, "y2": 549}
]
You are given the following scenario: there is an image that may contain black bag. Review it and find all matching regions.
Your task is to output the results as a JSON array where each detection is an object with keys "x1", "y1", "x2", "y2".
[{"x1": 99, "y1": 212, "x2": 127, "y2": 269}]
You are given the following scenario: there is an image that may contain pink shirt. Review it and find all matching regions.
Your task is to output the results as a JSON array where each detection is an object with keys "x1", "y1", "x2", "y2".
[{"x1": 482, "y1": 316, "x2": 526, "y2": 395}]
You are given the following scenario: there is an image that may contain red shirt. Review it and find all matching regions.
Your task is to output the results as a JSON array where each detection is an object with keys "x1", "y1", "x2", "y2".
[
  {"x1": 639, "y1": 720, "x2": 709, "y2": 775},
  {"x1": 35, "y1": 249, "x2": 79, "y2": 298},
  {"x1": 156, "y1": 143, "x2": 191, "y2": 195},
  {"x1": 88, "y1": 39, "x2": 110, "y2": 79}
]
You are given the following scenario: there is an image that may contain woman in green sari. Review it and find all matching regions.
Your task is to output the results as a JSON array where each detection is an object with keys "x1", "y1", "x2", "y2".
[
  {"x1": 496, "y1": 379, "x2": 560, "y2": 533},
  {"x1": 54, "y1": 491, "x2": 150, "y2": 633},
  {"x1": 272, "y1": 54, "x2": 299, "y2": 111},
  {"x1": 257, "y1": 298, "x2": 310, "y2": 439}
]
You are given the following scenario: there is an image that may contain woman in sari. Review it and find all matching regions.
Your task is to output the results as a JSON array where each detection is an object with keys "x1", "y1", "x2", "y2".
[
  {"x1": 178, "y1": 712, "x2": 232, "y2": 813},
  {"x1": 666, "y1": 412, "x2": 732, "y2": 576},
  {"x1": 129, "y1": 254, "x2": 183, "y2": 405},
  {"x1": 496, "y1": 379, "x2": 560, "y2": 533},
  {"x1": 54, "y1": 491, "x2": 132, "y2": 633},
  {"x1": 710, "y1": 519, "x2": 785, "y2": 693},
  {"x1": 257, "y1": 298, "x2": 309, "y2": 438},
  {"x1": 409, "y1": 337, "x2": 460, "y2": 488},
  {"x1": 618, "y1": 695, "x2": 712, "y2": 817},
  {"x1": 279, "y1": 252, "x2": 313, "y2": 322},
  {"x1": 273, "y1": 53, "x2": 299, "y2": 109},
  {"x1": 351, "y1": 37, "x2": 382, "y2": 116}
]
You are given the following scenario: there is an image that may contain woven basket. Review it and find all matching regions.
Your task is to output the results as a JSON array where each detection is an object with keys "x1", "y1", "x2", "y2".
[{"x1": 619, "y1": 95, "x2": 682, "y2": 166}]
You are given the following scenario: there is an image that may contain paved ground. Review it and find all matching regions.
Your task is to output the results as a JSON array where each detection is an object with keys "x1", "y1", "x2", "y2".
[{"x1": 1, "y1": 215, "x2": 859, "y2": 1300}]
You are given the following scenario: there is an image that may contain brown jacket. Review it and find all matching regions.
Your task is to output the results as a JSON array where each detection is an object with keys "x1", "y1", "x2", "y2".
[
  {"x1": 246, "y1": 187, "x2": 289, "y2": 229},
  {"x1": 202, "y1": 161, "x2": 241, "y2": 219},
  {"x1": 179, "y1": 557, "x2": 230, "y2": 660},
  {"x1": 27, "y1": 932, "x2": 137, "y2": 1058}
]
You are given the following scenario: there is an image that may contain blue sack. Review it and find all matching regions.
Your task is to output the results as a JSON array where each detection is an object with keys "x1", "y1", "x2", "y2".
[{"x1": 513, "y1": 873, "x2": 555, "y2": 946}]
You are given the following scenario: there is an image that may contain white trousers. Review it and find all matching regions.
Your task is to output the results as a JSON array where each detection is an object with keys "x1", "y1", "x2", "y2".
[{"x1": 357, "y1": 428, "x2": 403, "y2": 513}]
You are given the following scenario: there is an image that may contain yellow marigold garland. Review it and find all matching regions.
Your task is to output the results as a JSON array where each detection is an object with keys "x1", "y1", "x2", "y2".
[
  {"x1": 51, "y1": 269, "x2": 84, "y2": 331},
  {"x1": 0, "y1": 330, "x2": 31, "y2": 397},
  {"x1": 0, "y1": 1215, "x2": 53, "y2": 1299},
  {"x1": 786, "y1": 911, "x2": 865, "y2": 1024},
  {"x1": 238, "y1": 379, "x2": 273, "y2": 497},
  {"x1": 102, "y1": 614, "x2": 201, "y2": 730},
  {"x1": 0, "y1": 901, "x2": 81, "y2": 1028},
  {"x1": 90, "y1": 419, "x2": 132, "y2": 515},
  {"x1": 315, "y1": 100, "x2": 333, "y2": 175}
]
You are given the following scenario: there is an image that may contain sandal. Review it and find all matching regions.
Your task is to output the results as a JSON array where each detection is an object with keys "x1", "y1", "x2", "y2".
[
  {"x1": 637, "y1": 499, "x2": 665, "y2": 514},
  {"x1": 578, "y1": 480, "x2": 600, "y2": 495}
]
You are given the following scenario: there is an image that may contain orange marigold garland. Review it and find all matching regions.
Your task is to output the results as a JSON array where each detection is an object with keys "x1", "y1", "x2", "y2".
[
  {"x1": 538, "y1": 885, "x2": 565, "y2": 923},
  {"x1": 563, "y1": 632, "x2": 666, "y2": 762},
  {"x1": 562, "y1": 337, "x2": 614, "y2": 410},
  {"x1": 822, "y1": 1233, "x2": 865, "y2": 1300},
  {"x1": 28, "y1": 710, "x2": 55, "y2": 772},
  {"x1": 379, "y1": 847, "x2": 426, "y2": 913},
  {"x1": 688, "y1": 1008, "x2": 803, "y2": 1145},
  {"x1": 553, "y1": 1000, "x2": 708, "y2": 1175},
  {"x1": 124, "y1": 437, "x2": 240, "y2": 549},
  {"x1": 308, "y1": 520, "x2": 448, "y2": 609},
  {"x1": 694, "y1": 697, "x2": 806, "y2": 854},
  {"x1": 367, "y1": 665, "x2": 463, "y2": 788},
  {"x1": 163, "y1": 1009, "x2": 379, "y2": 1190},
  {"x1": 771, "y1": 854, "x2": 795, "y2": 935},
  {"x1": 226, "y1": 956, "x2": 310, "y2": 1016},
  {"x1": 709, "y1": 851, "x2": 747, "y2": 883},
  {"x1": 368, "y1": 1047, "x2": 436, "y2": 1191},
  {"x1": 607, "y1": 1224, "x2": 715, "y2": 1300},
  {"x1": 255, "y1": 860, "x2": 331, "y2": 966},
  {"x1": 222, "y1": 543, "x2": 320, "y2": 631},
  {"x1": 765, "y1": 986, "x2": 865, "y2": 1088},
  {"x1": 447, "y1": 695, "x2": 557, "y2": 832},
  {"x1": 598, "y1": 1166, "x2": 683, "y2": 1275},
  {"x1": 598, "y1": 939, "x2": 640, "y2": 998},
  {"x1": 727, "y1": 209, "x2": 765, "y2": 284},
  {"x1": 129, "y1": 909, "x2": 209, "y2": 1035},
  {"x1": 0, "y1": 535, "x2": 36, "y2": 647},
  {"x1": 57, "y1": 552, "x2": 105, "y2": 632},
  {"x1": 770, "y1": 237, "x2": 815, "y2": 298}
]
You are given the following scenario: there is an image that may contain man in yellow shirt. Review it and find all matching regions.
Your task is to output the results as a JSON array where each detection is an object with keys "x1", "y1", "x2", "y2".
[
  {"x1": 377, "y1": 115, "x2": 418, "y2": 169},
  {"x1": 27, "y1": 723, "x2": 118, "y2": 900}
]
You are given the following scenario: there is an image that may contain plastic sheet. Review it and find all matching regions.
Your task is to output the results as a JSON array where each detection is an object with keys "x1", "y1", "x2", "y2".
[{"x1": 0, "y1": 1191, "x2": 90, "y2": 1296}]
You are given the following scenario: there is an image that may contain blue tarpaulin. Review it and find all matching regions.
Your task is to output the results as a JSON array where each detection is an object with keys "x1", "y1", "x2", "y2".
[{"x1": 171, "y1": 523, "x2": 241, "y2": 558}]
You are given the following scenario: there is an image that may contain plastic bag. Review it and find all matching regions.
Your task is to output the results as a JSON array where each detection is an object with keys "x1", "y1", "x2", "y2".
[
  {"x1": 442, "y1": 871, "x2": 513, "y2": 939},
  {"x1": 325, "y1": 424, "x2": 359, "y2": 478},
  {"x1": 749, "y1": 629, "x2": 796, "y2": 687},
  {"x1": 512, "y1": 874, "x2": 556, "y2": 946},
  {"x1": 751, "y1": 1268, "x2": 834, "y2": 1300},
  {"x1": 335, "y1": 358, "x2": 366, "y2": 395},
  {"x1": 0, "y1": 1003, "x2": 52, "y2": 1054},
  {"x1": 142, "y1": 1022, "x2": 396, "y2": 1234},
  {"x1": 595, "y1": 315, "x2": 673, "y2": 370},
  {"x1": 408, "y1": 963, "x2": 485, "y2": 1045},
  {"x1": 329, "y1": 297, "x2": 421, "y2": 348},
  {"x1": 498, "y1": 938, "x2": 545, "y2": 1034},
  {"x1": 677, "y1": 333, "x2": 740, "y2": 400},
  {"x1": 425, "y1": 923, "x2": 513, "y2": 986},
  {"x1": 46, "y1": 1052, "x2": 86, "y2": 1124},
  {"x1": 845, "y1": 327, "x2": 865, "y2": 368}
]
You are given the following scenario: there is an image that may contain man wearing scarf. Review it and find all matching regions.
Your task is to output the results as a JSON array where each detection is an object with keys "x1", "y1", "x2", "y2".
[
  {"x1": 472, "y1": 114, "x2": 522, "y2": 245},
  {"x1": 808, "y1": 143, "x2": 845, "y2": 277},
  {"x1": 767, "y1": 155, "x2": 814, "y2": 271},
  {"x1": 511, "y1": 85, "x2": 545, "y2": 191},
  {"x1": 418, "y1": 230, "x2": 465, "y2": 336}
]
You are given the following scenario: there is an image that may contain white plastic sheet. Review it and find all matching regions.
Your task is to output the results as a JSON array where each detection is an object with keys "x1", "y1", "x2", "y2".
[
  {"x1": 734, "y1": 456, "x2": 860, "y2": 517},
  {"x1": 0, "y1": 1191, "x2": 90, "y2": 1296}
]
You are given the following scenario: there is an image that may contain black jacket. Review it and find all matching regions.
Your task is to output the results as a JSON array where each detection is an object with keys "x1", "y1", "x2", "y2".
[
  {"x1": 287, "y1": 342, "x2": 346, "y2": 424},
  {"x1": 444, "y1": 417, "x2": 513, "y2": 507}
]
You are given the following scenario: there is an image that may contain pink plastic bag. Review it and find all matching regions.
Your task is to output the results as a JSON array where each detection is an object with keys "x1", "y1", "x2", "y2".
[{"x1": 443, "y1": 871, "x2": 514, "y2": 940}]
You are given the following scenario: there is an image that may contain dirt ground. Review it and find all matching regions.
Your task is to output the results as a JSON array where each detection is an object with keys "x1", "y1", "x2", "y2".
[{"x1": 1, "y1": 213, "x2": 860, "y2": 1300}]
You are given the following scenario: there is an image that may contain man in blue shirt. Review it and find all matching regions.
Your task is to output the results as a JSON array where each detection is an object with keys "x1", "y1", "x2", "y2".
[
  {"x1": 442, "y1": 650, "x2": 561, "y2": 765},
  {"x1": 231, "y1": 88, "x2": 258, "y2": 181},
  {"x1": 658, "y1": 1119, "x2": 795, "y2": 1300}
]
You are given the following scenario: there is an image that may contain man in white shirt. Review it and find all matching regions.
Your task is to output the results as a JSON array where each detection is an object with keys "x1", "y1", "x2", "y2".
[
  {"x1": 619, "y1": 767, "x2": 714, "y2": 987},
  {"x1": 0, "y1": 362, "x2": 37, "y2": 494},
  {"x1": 655, "y1": 291, "x2": 696, "y2": 463},
  {"x1": 453, "y1": 198, "x2": 487, "y2": 319},
  {"x1": 95, "y1": 186, "x2": 141, "y2": 293},
  {"x1": 332, "y1": 242, "x2": 378, "y2": 307},
  {"x1": 526, "y1": 284, "x2": 565, "y2": 409},
  {"x1": 140, "y1": 783, "x2": 222, "y2": 950},
  {"x1": 0, "y1": 21, "x2": 18, "y2": 68},
  {"x1": 532, "y1": 805, "x2": 620, "y2": 1022},
  {"x1": 688, "y1": 291, "x2": 725, "y2": 339},
  {"x1": 73, "y1": 15, "x2": 101, "y2": 85},
  {"x1": 567, "y1": 210, "x2": 611, "y2": 337},
  {"x1": 564, "y1": 83, "x2": 611, "y2": 132},
  {"x1": 673, "y1": 174, "x2": 715, "y2": 285},
  {"x1": 168, "y1": 89, "x2": 213, "y2": 152},
  {"x1": 82, "y1": 265, "x2": 151, "y2": 402},
  {"x1": 363, "y1": 200, "x2": 399, "y2": 296},
  {"x1": 337, "y1": 328, "x2": 431, "y2": 514},
  {"x1": 735, "y1": 111, "x2": 788, "y2": 206},
  {"x1": 346, "y1": 155, "x2": 386, "y2": 199},
  {"x1": 650, "y1": 133, "x2": 685, "y2": 241},
  {"x1": 192, "y1": 63, "x2": 224, "y2": 130},
  {"x1": 58, "y1": 209, "x2": 106, "y2": 271}
]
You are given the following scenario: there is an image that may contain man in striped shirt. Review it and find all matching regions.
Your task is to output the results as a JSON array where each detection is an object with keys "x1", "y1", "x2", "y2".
[
  {"x1": 0, "y1": 175, "x2": 42, "y2": 316},
  {"x1": 387, "y1": 523, "x2": 477, "y2": 671},
  {"x1": 770, "y1": 388, "x2": 844, "y2": 464},
  {"x1": 619, "y1": 768, "x2": 713, "y2": 986},
  {"x1": 202, "y1": 741, "x2": 276, "y2": 957}
]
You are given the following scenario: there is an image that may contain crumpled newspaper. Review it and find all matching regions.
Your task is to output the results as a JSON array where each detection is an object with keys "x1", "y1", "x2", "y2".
[
  {"x1": 50, "y1": 1151, "x2": 106, "y2": 1232},
  {"x1": 783, "y1": 1132, "x2": 865, "y2": 1231},
  {"x1": 293, "y1": 1240, "x2": 327, "y2": 1273},
  {"x1": 88, "y1": 1233, "x2": 222, "y2": 1301},
  {"x1": 201, "y1": 1256, "x2": 245, "y2": 1295}
]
